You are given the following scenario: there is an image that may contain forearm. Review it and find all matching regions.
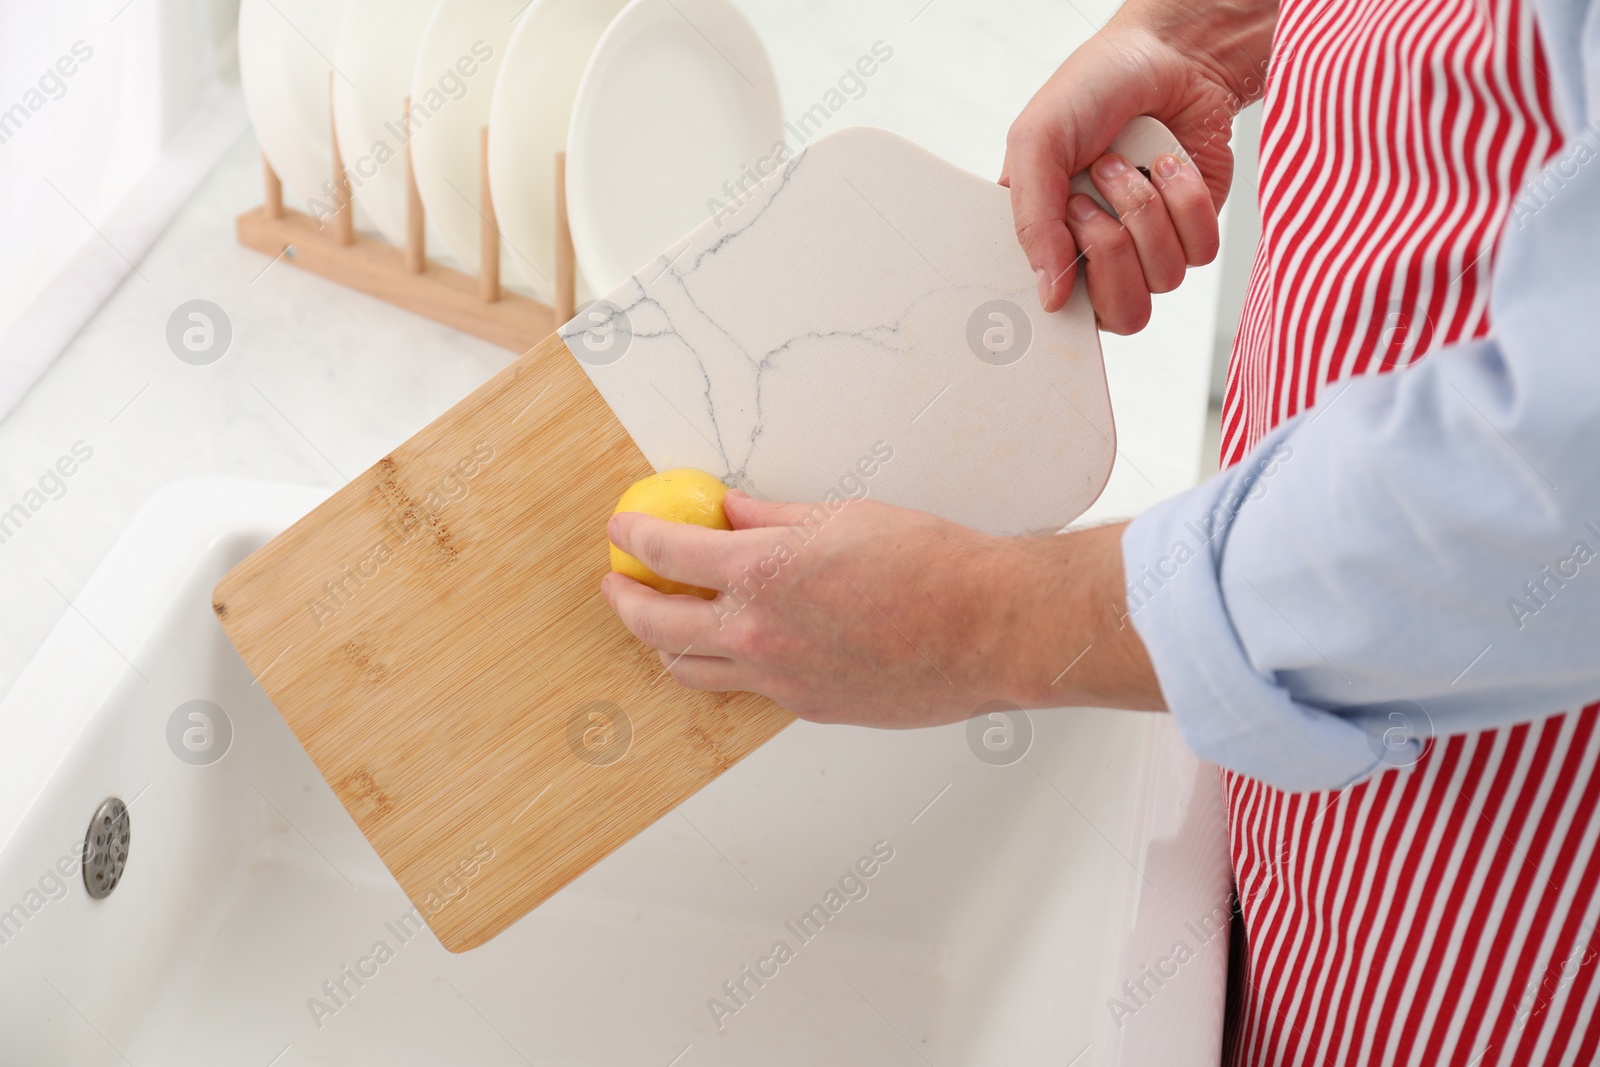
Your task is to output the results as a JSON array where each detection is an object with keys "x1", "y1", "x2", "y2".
[{"x1": 984, "y1": 521, "x2": 1167, "y2": 712}]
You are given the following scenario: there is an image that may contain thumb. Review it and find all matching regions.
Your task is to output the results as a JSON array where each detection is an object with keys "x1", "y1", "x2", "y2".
[
  {"x1": 722, "y1": 489, "x2": 825, "y2": 531},
  {"x1": 1008, "y1": 149, "x2": 1081, "y2": 314}
]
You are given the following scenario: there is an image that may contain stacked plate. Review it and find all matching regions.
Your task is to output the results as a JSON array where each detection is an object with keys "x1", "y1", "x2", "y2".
[{"x1": 239, "y1": 0, "x2": 785, "y2": 306}]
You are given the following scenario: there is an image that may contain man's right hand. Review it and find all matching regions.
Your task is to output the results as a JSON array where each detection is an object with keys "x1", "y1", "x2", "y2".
[{"x1": 1001, "y1": 0, "x2": 1278, "y2": 331}]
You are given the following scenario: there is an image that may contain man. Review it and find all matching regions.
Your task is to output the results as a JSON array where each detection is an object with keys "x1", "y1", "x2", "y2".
[{"x1": 603, "y1": 0, "x2": 1600, "y2": 1060}]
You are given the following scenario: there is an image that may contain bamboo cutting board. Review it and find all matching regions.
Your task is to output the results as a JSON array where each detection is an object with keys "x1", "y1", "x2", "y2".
[
  {"x1": 214, "y1": 331, "x2": 792, "y2": 952},
  {"x1": 214, "y1": 121, "x2": 1181, "y2": 953}
]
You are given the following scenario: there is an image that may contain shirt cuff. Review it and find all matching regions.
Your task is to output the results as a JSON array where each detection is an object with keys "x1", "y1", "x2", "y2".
[{"x1": 1119, "y1": 422, "x2": 1404, "y2": 793}]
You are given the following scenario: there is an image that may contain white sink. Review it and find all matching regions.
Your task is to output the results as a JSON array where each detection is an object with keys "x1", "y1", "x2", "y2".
[{"x1": 0, "y1": 479, "x2": 1229, "y2": 1066}]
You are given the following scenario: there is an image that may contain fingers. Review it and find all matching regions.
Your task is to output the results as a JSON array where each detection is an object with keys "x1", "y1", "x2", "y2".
[
  {"x1": 1089, "y1": 154, "x2": 1186, "y2": 294},
  {"x1": 1011, "y1": 145, "x2": 1220, "y2": 325},
  {"x1": 1064, "y1": 193, "x2": 1152, "y2": 335},
  {"x1": 1063, "y1": 151, "x2": 1222, "y2": 333},
  {"x1": 657, "y1": 650, "x2": 749, "y2": 693},
  {"x1": 1004, "y1": 134, "x2": 1082, "y2": 314},
  {"x1": 1148, "y1": 152, "x2": 1221, "y2": 267},
  {"x1": 603, "y1": 572, "x2": 727, "y2": 654},
  {"x1": 722, "y1": 489, "x2": 831, "y2": 532},
  {"x1": 609, "y1": 511, "x2": 730, "y2": 590}
]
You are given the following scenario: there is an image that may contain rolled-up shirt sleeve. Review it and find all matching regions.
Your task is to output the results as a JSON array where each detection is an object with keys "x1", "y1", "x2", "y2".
[{"x1": 1122, "y1": 5, "x2": 1600, "y2": 792}]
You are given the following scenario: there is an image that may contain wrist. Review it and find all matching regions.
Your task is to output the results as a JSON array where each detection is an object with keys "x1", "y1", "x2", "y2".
[
  {"x1": 987, "y1": 522, "x2": 1166, "y2": 711},
  {"x1": 1116, "y1": 0, "x2": 1279, "y2": 104}
]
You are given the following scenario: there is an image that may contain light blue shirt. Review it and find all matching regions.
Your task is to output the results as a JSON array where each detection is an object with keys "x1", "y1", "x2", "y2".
[{"x1": 1122, "y1": 0, "x2": 1600, "y2": 792}]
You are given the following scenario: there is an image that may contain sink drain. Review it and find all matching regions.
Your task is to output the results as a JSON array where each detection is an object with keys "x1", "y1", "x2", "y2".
[{"x1": 83, "y1": 798, "x2": 131, "y2": 900}]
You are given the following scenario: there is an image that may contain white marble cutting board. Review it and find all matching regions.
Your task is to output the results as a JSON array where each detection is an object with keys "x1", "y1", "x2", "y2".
[{"x1": 558, "y1": 120, "x2": 1181, "y2": 536}]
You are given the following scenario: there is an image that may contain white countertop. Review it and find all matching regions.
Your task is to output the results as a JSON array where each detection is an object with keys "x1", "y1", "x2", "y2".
[{"x1": 0, "y1": 0, "x2": 1227, "y2": 698}]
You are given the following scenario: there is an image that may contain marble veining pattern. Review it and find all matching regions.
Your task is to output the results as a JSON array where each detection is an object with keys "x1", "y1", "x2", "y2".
[{"x1": 561, "y1": 126, "x2": 1118, "y2": 537}]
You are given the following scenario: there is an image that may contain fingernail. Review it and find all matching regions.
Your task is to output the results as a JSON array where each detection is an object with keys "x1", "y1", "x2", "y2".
[
  {"x1": 1096, "y1": 155, "x2": 1127, "y2": 178},
  {"x1": 1155, "y1": 154, "x2": 1181, "y2": 179},
  {"x1": 1069, "y1": 195, "x2": 1099, "y2": 221},
  {"x1": 1036, "y1": 268, "x2": 1051, "y2": 308},
  {"x1": 607, "y1": 515, "x2": 621, "y2": 542}
]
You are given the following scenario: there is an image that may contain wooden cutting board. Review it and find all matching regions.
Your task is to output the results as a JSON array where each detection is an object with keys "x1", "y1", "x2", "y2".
[{"x1": 214, "y1": 120, "x2": 1180, "y2": 953}]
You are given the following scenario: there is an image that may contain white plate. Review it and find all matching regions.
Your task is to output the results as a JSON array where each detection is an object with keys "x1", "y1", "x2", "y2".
[
  {"x1": 331, "y1": 0, "x2": 439, "y2": 246},
  {"x1": 239, "y1": 0, "x2": 352, "y2": 216},
  {"x1": 409, "y1": 0, "x2": 527, "y2": 278},
  {"x1": 487, "y1": 0, "x2": 631, "y2": 303},
  {"x1": 566, "y1": 0, "x2": 783, "y2": 295}
]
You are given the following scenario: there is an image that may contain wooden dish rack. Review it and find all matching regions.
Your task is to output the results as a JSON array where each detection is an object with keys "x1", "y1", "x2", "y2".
[{"x1": 236, "y1": 82, "x2": 576, "y2": 352}]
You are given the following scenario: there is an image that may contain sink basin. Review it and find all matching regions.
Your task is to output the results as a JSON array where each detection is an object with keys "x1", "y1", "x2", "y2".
[{"x1": 0, "y1": 478, "x2": 1229, "y2": 1066}]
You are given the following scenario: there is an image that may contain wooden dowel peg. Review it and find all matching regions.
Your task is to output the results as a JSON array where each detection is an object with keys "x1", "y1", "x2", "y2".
[
  {"x1": 263, "y1": 153, "x2": 284, "y2": 219},
  {"x1": 554, "y1": 151, "x2": 576, "y2": 323},
  {"x1": 403, "y1": 95, "x2": 425, "y2": 273},
  {"x1": 329, "y1": 73, "x2": 354, "y2": 246},
  {"x1": 478, "y1": 125, "x2": 500, "y2": 303},
  {"x1": 237, "y1": 103, "x2": 556, "y2": 352}
]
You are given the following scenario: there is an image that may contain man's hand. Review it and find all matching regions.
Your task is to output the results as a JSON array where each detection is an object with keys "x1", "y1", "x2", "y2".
[
  {"x1": 602, "y1": 490, "x2": 1165, "y2": 726},
  {"x1": 1001, "y1": 0, "x2": 1277, "y2": 327}
]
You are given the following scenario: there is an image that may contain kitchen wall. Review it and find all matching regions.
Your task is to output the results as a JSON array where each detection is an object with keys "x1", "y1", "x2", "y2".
[{"x1": 0, "y1": 0, "x2": 247, "y2": 418}]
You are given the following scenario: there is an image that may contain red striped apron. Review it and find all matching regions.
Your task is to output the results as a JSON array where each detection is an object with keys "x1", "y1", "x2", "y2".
[{"x1": 1220, "y1": 0, "x2": 1600, "y2": 1063}]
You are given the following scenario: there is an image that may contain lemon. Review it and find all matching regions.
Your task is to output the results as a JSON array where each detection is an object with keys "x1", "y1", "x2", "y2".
[{"x1": 610, "y1": 468, "x2": 731, "y2": 598}]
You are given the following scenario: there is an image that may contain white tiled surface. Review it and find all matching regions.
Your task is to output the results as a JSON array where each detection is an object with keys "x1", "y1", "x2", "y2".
[{"x1": 0, "y1": 0, "x2": 1233, "y2": 697}]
